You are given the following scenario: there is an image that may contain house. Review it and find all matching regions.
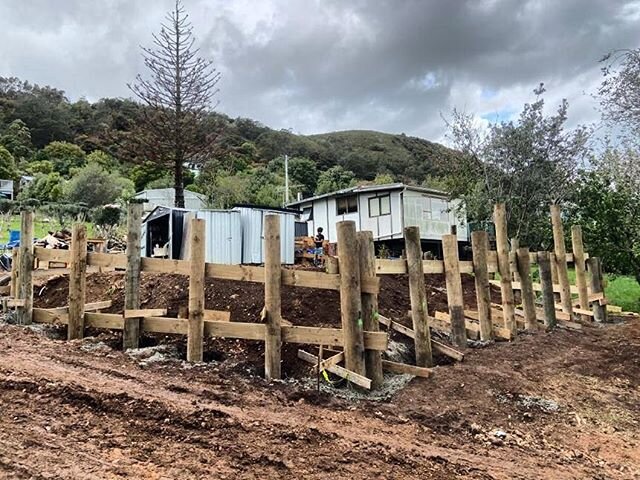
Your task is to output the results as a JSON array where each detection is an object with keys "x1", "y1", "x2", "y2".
[
  {"x1": 0, "y1": 179, "x2": 13, "y2": 200},
  {"x1": 134, "y1": 188, "x2": 207, "y2": 212},
  {"x1": 286, "y1": 183, "x2": 468, "y2": 255}
]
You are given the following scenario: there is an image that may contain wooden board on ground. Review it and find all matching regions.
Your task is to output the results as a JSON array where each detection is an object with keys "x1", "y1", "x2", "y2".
[
  {"x1": 381, "y1": 359, "x2": 432, "y2": 378},
  {"x1": 298, "y1": 349, "x2": 371, "y2": 389}
]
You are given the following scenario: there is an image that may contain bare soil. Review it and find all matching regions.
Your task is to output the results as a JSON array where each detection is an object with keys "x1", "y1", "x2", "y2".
[{"x1": 0, "y1": 272, "x2": 638, "y2": 478}]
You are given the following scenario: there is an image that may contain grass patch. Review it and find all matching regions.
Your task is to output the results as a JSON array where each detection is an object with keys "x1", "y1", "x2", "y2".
[
  {"x1": 0, "y1": 215, "x2": 97, "y2": 246},
  {"x1": 604, "y1": 275, "x2": 640, "y2": 313}
]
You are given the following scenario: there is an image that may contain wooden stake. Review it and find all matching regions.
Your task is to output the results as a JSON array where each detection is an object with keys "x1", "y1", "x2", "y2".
[
  {"x1": 571, "y1": 225, "x2": 589, "y2": 322},
  {"x1": 550, "y1": 204, "x2": 573, "y2": 317},
  {"x1": 67, "y1": 224, "x2": 87, "y2": 339},
  {"x1": 404, "y1": 226, "x2": 433, "y2": 367},
  {"x1": 123, "y1": 202, "x2": 143, "y2": 349},
  {"x1": 357, "y1": 231, "x2": 383, "y2": 389},
  {"x1": 326, "y1": 256, "x2": 339, "y2": 274},
  {"x1": 587, "y1": 257, "x2": 607, "y2": 323},
  {"x1": 187, "y1": 218, "x2": 205, "y2": 362},
  {"x1": 509, "y1": 237, "x2": 520, "y2": 282},
  {"x1": 442, "y1": 234, "x2": 467, "y2": 348},
  {"x1": 516, "y1": 247, "x2": 537, "y2": 331},
  {"x1": 537, "y1": 251, "x2": 557, "y2": 328},
  {"x1": 264, "y1": 214, "x2": 282, "y2": 380},
  {"x1": 471, "y1": 231, "x2": 492, "y2": 341},
  {"x1": 493, "y1": 203, "x2": 516, "y2": 336},
  {"x1": 10, "y1": 247, "x2": 19, "y2": 299},
  {"x1": 337, "y1": 221, "x2": 365, "y2": 376},
  {"x1": 16, "y1": 212, "x2": 34, "y2": 325}
]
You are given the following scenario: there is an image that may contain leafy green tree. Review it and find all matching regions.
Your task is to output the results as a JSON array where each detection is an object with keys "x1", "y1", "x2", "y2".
[
  {"x1": 64, "y1": 163, "x2": 134, "y2": 208},
  {"x1": 0, "y1": 145, "x2": 19, "y2": 180},
  {"x1": 18, "y1": 172, "x2": 64, "y2": 202},
  {"x1": 315, "y1": 165, "x2": 356, "y2": 194},
  {"x1": 208, "y1": 173, "x2": 251, "y2": 208},
  {"x1": 444, "y1": 85, "x2": 589, "y2": 248},
  {"x1": 373, "y1": 172, "x2": 395, "y2": 185},
  {"x1": 86, "y1": 150, "x2": 119, "y2": 171},
  {"x1": 25, "y1": 159, "x2": 54, "y2": 175},
  {"x1": 0, "y1": 119, "x2": 33, "y2": 161},
  {"x1": 39, "y1": 141, "x2": 86, "y2": 176}
]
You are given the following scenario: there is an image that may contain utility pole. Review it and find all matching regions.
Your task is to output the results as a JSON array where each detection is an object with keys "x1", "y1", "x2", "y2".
[{"x1": 284, "y1": 154, "x2": 290, "y2": 205}]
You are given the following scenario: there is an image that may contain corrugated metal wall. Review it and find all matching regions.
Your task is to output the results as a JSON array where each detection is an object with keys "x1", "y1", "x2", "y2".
[
  {"x1": 233, "y1": 207, "x2": 296, "y2": 264},
  {"x1": 194, "y1": 210, "x2": 242, "y2": 264}
]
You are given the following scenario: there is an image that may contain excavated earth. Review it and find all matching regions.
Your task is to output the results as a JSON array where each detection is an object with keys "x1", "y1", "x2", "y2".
[{"x1": 0, "y1": 271, "x2": 638, "y2": 478}]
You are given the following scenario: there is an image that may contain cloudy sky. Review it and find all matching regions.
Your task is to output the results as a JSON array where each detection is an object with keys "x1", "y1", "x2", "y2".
[{"x1": 1, "y1": 0, "x2": 639, "y2": 142}]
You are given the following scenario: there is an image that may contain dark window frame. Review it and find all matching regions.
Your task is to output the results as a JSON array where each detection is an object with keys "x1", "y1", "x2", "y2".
[
  {"x1": 368, "y1": 194, "x2": 391, "y2": 217},
  {"x1": 336, "y1": 195, "x2": 358, "y2": 215}
]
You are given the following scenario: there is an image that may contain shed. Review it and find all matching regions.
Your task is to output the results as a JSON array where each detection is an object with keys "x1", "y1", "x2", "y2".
[
  {"x1": 232, "y1": 205, "x2": 298, "y2": 265},
  {"x1": 142, "y1": 206, "x2": 242, "y2": 264},
  {"x1": 134, "y1": 188, "x2": 207, "y2": 212}
]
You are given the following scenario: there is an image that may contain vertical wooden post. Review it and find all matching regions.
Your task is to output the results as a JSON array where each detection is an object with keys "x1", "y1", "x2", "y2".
[
  {"x1": 442, "y1": 234, "x2": 467, "y2": 348},
  {"x1": 587, "y1": 257, "x2": 607, "y2": 323},
  {"x1": 493, "y1": 203, "x2": 516, "y2": 336},
  {"x1": 509, "y1": 237, "x2": 520, "y2": 282},
  {"x1": 550, "y1": 252, "x2": 561, "y2": 303},
  {"x1": 516, "y1": 247, "x2": 537, "y2": 331},
  {"x1": 537, "y1": 251, "x2": 557, "y2": 328},
  {"x1": 571, "y1": 225, "x2": 589, "y2": 322},
  {"x1": 471, "y1": 231, "x2": 492, "y2": 341},
  {"x1": 264, "y1": 214, "x2": 282, "y2": 380},
  {"x1": 404, "y1": 226, "x2": 433, "y2": 367},
  {"x1": 187, "y1": 218, "x2": 205, "y2": 362},
  {"x1": 16, "y1": 211, "x2": 34, "y2": 325},
  {"x1": 10, "y1": 247, "x2": 19, "y2": 298},
  {"x1": 337, "y1": 221, "x2": 365, "y2": 376},
  {"x1": 123, "y1": 202, "x2": 143, "y2": 349},
  {"x1": 550, "y1": 204, "x2": 573, "y2": 317},
  {"x1": 326, "y1": 256, "x2": 339, "y2": 274},
  {"x1": 67, "y1": 224, "x2": 87, "y2": 339},
  {"x1": 357, "y1": 231, "x2": 383, "y2": 388}
]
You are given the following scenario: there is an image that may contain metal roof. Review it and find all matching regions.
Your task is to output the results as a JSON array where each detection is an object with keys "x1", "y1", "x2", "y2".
[{"x1": 286, "y1": 183, "x2": 448, "y2": 207}]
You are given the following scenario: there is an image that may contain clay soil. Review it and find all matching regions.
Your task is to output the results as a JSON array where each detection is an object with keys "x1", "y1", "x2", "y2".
[{"x1": 1, "y1": 272, "x2": 639, "y2": 478}]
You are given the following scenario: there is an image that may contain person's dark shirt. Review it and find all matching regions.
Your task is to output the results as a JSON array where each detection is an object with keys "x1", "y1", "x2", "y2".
[{"x1": 314, "y1": 233, "x2": 324, "y2": 248}]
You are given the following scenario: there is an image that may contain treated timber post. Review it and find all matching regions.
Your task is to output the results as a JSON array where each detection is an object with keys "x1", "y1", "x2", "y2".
[
  {"x1": 123, "y1": 202, "x2": 143, "y2": 349},
  {"x1": 537, "y1": 251, "x2": 557, "y2": 328},
  {"x1": 16, "y1": 211, "x2": 34, "y2": 325},
  {"x1": 550, "y1": 204, "x2": 573, "y2": 317},
  {"x1": 404, "y1": 226, "x2": 433, "y2": 367},
  {"x1": 510, "y1": 237, "x2": 520, "y2": 282},
  {"x1": 587, "y1": 257, "x2": 607, "y2": 323},
  {"x1": 493, "y1": 203, "x2": 516, "y2": 336},
  {"x1": 471, "y1": 231, "x2": 492, "y2": 341},
  {"x1": 516, "y1": 247, "x2": 537, "y2": 331},
  {"x1": 337, "y1": 221, "x2": 365, "y2": 376},
  {"x1": 571, "y1": 225, "x2": 589, "y2": 322},
  {"x1": 187, "y1": 218, "x2": 206, "y2": 362},
  {"x1": 357, "y1": 231, "x2": 383, "y2": 389},
  {"x1": 264, "y1": 214, "x2": 282, "y2": 380},
  {"x1": 550, "y1": 252, "x2": 561, "y2": 303},
  {"x1": 10, "y1": 247, "x2": 19, "y2": 298},
  {"x1": 326, "y1": 256, "x2": 339, "y2": 274},
  {"x1": 68, "y1": 224, "x2": 87, "y2": 339},
  {"x1": 442, "y1": 234, "x2": 467, "y2": 348}
]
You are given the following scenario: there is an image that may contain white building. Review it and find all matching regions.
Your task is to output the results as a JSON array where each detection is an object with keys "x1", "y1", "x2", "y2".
[
  {"x1": 287, "y1": 183, "x2": 468, "y2": 246},
  {"x1": 134, "y1": 188, "x2": 207, "y2": 212}
]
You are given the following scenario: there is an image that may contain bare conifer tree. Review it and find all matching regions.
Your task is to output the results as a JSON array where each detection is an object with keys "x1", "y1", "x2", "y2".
[{"x1": 128, "y1": 0, "x2": 220, "y2": 207}]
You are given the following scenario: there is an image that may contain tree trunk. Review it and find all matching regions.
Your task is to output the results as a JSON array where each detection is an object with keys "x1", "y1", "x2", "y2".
[{"x1": 174, "y1": 157, "x2": 185, "y2": 208}]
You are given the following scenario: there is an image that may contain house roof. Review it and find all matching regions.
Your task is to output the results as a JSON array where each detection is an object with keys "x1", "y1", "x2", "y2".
[
  {"x1": 286, "y1": 183, "x2": 448, "y2": 207},
  {"x1": 134, "y1": 188, "x2": 206, "y2": 200}
]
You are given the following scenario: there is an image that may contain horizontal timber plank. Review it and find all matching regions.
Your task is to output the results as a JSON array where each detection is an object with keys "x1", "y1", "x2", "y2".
[
  {"x1": 34, "y1": 247, "x2": 70, "y2": 263},
  {"x1": 141, "y1": 257, "x2": 190, "y2": 275},
  {"x1": 282, "y1": 325, "x2": 388, "y2": 351},
  {"x1": 124, "y1": 308, "x2": 167, "y2": 318},
  {"x1": 33, "y1": 308, "x2": 69, "y2": 324},
  {"x1": 382, "y1": 359, "x2": 432, "y2": 378},
  {"x1": 85, "y1": 312, "x2": 124, "y2": 330},
  {"x1": 203, "y1": 309, "x2": 231, "y2": 321},
  {"x1": 87, "y1": 252, "x2": 127, "y2": 269},
  {"x1": 85, "y1": 301, "x2": 112, "y2": 311},
  {"x1": 375, "y1": 259, "x2": 473, "y2": 275}
]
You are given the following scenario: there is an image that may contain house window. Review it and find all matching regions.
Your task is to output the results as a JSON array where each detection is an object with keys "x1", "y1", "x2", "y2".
[
  {"x1": 336, "y1": 195, "x2": 358, "y2": 215},
  {"x1": 369, "y1": 195, "x2": 391, "y2": 217},
  {"x1": 423, "y1": 196, "x2": 448, "y2": 221},
  {"x1": 302, "y1": 206, "x2": 313, "y2": 221}
]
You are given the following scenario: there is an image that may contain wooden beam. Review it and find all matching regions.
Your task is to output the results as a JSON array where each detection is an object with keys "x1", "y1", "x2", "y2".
[
  {"x1": 84, "y1": 312, "x2": 124, "y2": 330},
  {"x1": 68, "y1": 224, "x2": 87, "y2": 340},
  {"x1": 124, "y1": 308, "x2": 167, "y2": 318},
  {"x1": 382, "y1": 359, "x2": 432, "y2": 378},
  {"x1": 587, "y1": 257, "x2": 607, "y2": 323},
  {"x1": 33, "y1": 308, "x2": 69, "y2": 325},
  {"x1": 87, "y1": 252, "x2": 127, "y2": 269},
  {"x1": 571, "y1": 225, "x2": 590, "y2": 322},
  {"x1": 84, "y1": 301, "x2": 112, "y2": 311},
  {"x1": 187, "y1": 218, "x2": 206, "y2": 362},
  {"x1": 203, "y1": 309, "x2": 231, "y2": 321},
  {"x1": 516, "y1": 247, "x2": 537, "y2": 331},
  {"x1": 550, "y1": 204, "x2": 573, "y2": 317},
  {"x1": 17, "y1": 211, "x2": 34, "y2": 325},
  {"x1": 537, "y1": 251, "x2": 557, "y2": 328},
  {"x1": 337, "y1": 220, "x2": 365, "y2": 377},
  {"x1": 471, "y1": 231, "x2": 493, "y2": 341},
  {"x1": 493, "y1": 203, "x2": 516, "y2": 336},
  {"x1": 298, "y1": 350, "x2": 371, "y2": 389},
  {"x1": 33, "y1": 247, "x2": 70, "y2": 264},
  {"x1": 442, "y1": 234, "x2": 467, "y2": 348},
  {"x1": 404, "y1": 225, "x2": 433, "y2": 367},
  {"x1": 6, "y1": 298, "x2": 25, "y2": 307},
  {"x1": 124, "y1": 202, "x2": 143, "y2": 350},
  {"x1": 357, "y1": 230, "x2": 383, "y2": 389},
  {"x1": 264, "y1": 214, "x2": 282, "y2": 380}
]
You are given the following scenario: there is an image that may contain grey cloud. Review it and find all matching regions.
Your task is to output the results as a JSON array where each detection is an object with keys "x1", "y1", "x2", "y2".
[{"x1": 1, "y1": 0, "x2": 639, "y2": 140}]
